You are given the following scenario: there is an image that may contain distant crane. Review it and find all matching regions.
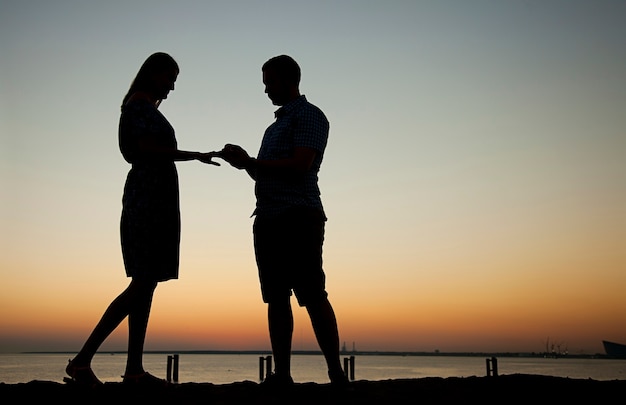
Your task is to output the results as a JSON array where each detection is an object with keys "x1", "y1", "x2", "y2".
[
  {"x1": 543, "y1": 337, "x2": 567, "y2": 357},
  {"x1": 341, "y1": 341, "x2": 357, "y2": 354}
]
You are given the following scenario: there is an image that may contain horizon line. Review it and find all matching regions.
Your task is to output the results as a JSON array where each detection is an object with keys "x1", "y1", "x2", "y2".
[{"x1": 16, "y1": 349, "x2": 612, "y2": 358}]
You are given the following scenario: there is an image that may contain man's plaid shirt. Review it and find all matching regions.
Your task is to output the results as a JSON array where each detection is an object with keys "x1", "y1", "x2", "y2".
[{"x1": 253, "y1": 95, "x2": 329, "y2": 219}]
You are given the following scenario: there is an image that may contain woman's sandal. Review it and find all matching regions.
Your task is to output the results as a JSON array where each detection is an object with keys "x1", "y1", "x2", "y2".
[
  {"x1": 64, "y1": 359, "x2": 103, "y2": 388},
  {"x1": 121, "y1": 371, "x2": 169, "y2": 387}
]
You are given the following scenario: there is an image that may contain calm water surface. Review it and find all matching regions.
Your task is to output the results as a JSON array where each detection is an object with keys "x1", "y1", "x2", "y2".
[{"x1": 1, "y1": 353, "x2": 625, "y2": 384}]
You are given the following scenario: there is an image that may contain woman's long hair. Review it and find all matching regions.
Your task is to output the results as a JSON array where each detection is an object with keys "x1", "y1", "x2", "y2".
[{"x1": 121, "y1": 52, "x2": 179, "y2": 110}]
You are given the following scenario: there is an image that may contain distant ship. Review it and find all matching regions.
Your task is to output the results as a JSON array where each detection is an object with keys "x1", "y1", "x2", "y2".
[{"x1": 602, "y1": 340, "x2": 626, "y2": 358}]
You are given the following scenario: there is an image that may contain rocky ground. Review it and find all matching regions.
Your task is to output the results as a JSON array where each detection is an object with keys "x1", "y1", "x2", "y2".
[{"x1": 2, "y1": 374, "x2": 625, "y2": 404}]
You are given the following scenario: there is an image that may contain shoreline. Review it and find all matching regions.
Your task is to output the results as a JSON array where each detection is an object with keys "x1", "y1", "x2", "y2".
[
  {"x1": 2, "y1": 375, "x2": 626, "y2": 405},
  {"x1": 16, "y1": 350, "x2": 620, "y2": 360}
]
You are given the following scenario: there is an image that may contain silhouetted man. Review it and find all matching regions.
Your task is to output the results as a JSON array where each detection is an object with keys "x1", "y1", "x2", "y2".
[{"x1": 219, "y1": 55, "x2": 347, "y2": 387}]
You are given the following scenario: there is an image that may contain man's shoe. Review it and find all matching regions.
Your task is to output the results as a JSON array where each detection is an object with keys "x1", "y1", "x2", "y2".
[
  {"x1": 329, "y1": 370, "x2": 351, "y2": 389},
  {"x1": 260, "y1": 373, "x2": 294, "y2": 389}
]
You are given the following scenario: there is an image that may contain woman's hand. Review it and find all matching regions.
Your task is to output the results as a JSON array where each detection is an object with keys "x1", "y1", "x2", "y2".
[{"x1": 197, "y1": 151, "x2": 221, "y2": 166}]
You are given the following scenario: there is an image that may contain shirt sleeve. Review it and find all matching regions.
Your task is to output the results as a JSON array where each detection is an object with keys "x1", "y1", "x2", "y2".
[{"x1": 293, "y1": 104, "x2": 329, "y2": 153}]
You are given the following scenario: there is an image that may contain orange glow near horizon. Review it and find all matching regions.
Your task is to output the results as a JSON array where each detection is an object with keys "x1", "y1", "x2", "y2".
[{"x1": 2, "y1": 257, "x2": 622, "y2": 355}]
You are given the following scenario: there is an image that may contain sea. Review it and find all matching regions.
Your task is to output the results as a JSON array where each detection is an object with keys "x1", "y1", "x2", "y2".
[{"x1": 1, "y1": 352, "x2": 625, "y2": 384}]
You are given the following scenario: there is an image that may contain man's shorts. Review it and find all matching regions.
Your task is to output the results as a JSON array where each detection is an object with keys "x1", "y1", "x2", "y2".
[{"x1": 253, "y1": 207, "x2": 328, "y2": 306}]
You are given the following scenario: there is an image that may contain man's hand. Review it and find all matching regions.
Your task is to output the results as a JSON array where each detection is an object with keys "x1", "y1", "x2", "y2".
[{"x1": 220, "y1": 144, "x2": 252, "y2": 169}]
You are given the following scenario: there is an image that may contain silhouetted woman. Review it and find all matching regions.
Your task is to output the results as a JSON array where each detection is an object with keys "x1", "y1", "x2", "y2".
[{"x1": 65, "y1": 52, "x2": 218, "y2": 387}]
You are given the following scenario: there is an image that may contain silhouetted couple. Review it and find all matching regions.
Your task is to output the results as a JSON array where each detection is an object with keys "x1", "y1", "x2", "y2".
[{"x1": 65, "y1": 53, "x2": 347, "y2": 389}]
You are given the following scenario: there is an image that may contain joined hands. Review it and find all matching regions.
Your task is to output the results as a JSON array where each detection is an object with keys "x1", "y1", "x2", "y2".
[
  {"x1": 197, "y1": 151, "x2": 222, "y2": 166},
  {"x1": 219, "y1": 144, "x2": 252, "y2": 170},
  {"x1": 196, "y1": 145, "x2": 252, "y2": 170}
]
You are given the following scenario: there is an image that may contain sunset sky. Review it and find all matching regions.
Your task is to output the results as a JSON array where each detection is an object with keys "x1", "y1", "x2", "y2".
[{"x1": 1, "y1": 1, "x2": 624, "y2": 355}]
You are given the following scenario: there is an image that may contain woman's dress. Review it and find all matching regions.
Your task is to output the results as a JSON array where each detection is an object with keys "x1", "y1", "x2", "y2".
[{"x1": 118, "y1": 99, "x2": 180, "y2": 282}]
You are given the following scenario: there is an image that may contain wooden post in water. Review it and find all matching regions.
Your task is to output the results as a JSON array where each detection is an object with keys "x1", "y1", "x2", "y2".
[
  {"x1": 343, "y1": 356, "x2": 356, "y2": 380},
  {"x1": 265, "y1": 355, "x2": 272, "y2": 379},
  {"x1": 173, "y1": 354, "x2": 179, "y2": 383},
  {"x1": 259, "y1": 355, "x2": 273, "y2": 381},
  {"x1": 486, "y1": 356, "x2": 498, "y2": 377},
  {"x1": 349, "y1": 355, "x2": 355, "y2": 381},
  {"x1": 166, "y1": 355, "x2": 173, "y2": 382}
]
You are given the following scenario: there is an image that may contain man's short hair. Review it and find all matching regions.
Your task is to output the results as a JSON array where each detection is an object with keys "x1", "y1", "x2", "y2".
[{"x1": 262, "y1": 55, "x2": 301, "y2": 86}]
